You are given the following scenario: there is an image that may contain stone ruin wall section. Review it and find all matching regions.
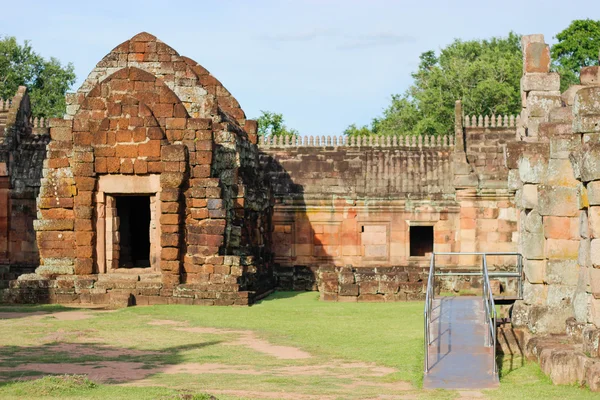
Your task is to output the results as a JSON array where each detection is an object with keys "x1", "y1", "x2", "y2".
[
  {"x1": 260, "y1": 126, "x2": 520, "y2": 299},
  {"x1": 502, "y1": 34, "x2": 600, "y2": 390},
  {"x1": 0, "y1": 87, "x2": 50, "y2": 286},
  {"x1": 2, "y1": 32, "x2": 273, "y2": 306}
]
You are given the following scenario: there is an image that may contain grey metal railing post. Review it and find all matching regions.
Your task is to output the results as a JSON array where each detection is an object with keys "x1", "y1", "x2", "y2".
[
  {"x1": 518, "y1": 254, "x2": 523, "y2": 299},
  {"x1": 424, "y1": 252, "x2": 435, "y2": 374}
]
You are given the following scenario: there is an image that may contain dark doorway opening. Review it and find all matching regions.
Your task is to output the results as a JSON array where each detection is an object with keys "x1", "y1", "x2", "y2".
[
  {"x1": 410, "y1": 225, "x2": 433, "y2": 257},
  {"x1": 115, "y1": 196, "x2": 151, "y2": 268}
]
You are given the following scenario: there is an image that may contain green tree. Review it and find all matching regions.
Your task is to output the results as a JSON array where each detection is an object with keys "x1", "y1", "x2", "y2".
[
  {"x1": 256, "y1": 110, "x2": 299, "y2": 138},
  {"x1": 551, "y1": 19, "x2": 600, "y2": 91},
  {"x1": 345, "y1": 32, "x2": 523, "y2": 136},
  {"x1": 0, "y1": 36, "x2": 76, "y2": 118},
  {"x1": 344, "y1": 122, "x2": 378, "y2": 137}
]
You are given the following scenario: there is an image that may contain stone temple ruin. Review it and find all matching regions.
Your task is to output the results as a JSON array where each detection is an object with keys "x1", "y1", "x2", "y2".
[{"x1": 0, "y1": 32, "x2": 600, "y2": 389}]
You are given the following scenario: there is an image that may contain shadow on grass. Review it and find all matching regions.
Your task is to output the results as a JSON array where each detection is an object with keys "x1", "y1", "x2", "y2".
[
  {"x1": 253, "y1": 290, "x2": 310, "y2": 305},
  {"x1": 0, "y1": 304, "x2": 91, "y2": 321},
  {"x1": 0, "y1": 340, "x2": 222, "y2": 388},
  {"x1": 495, "y1": 323, "x2": 525, "y2": 380}
]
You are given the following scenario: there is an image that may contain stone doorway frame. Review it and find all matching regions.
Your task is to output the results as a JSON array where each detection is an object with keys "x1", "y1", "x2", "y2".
[{"x1": 95, "y1": 175, "x2": 162, "y2": 274}]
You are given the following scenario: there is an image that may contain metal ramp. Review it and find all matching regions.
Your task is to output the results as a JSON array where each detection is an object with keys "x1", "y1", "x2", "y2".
[{"x1": 423, "y1": 252, "x2": 522, "y2": 389}]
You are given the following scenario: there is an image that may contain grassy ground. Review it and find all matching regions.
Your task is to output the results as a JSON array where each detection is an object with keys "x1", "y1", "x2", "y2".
[{"x1": 0, "y1": 291, "x2": 595, "y2": 399}]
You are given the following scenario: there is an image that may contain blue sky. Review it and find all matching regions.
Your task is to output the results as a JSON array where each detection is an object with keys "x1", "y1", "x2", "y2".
[{"x1": 1, "y1": 1, "x2": 599, "y2": 134}]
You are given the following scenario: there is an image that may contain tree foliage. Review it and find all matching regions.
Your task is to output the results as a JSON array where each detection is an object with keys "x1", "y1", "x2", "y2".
[
  {"x1": 256, "y1": 110, "x2": 299, "y2": 138},
  {"x1": 551, "y1": 19, "x2": 600, "y2": 91},
  {"x1": 345, "y1": 33, "x2": 523, "y2": 137},
  {"x1": 0, "y1": 36, "x2": 76, "y2": 118}
]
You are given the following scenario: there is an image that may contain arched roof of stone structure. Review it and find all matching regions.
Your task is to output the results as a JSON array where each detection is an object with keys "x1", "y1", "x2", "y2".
[
  {"x1": 74, "y1": 66, "x2": 191, "y2": 144},
  {"x1": 72, "y1": 32, "x2": 246, "y2": 128}
]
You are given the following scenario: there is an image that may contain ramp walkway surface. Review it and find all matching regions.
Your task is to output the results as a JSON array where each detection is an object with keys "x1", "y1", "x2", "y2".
[
  {"x1": 422, "y1": 252, "x2": 522, "y2": 389},
  {"x1": 423, "y1": 296, "x2": 499, "y2": 389}
]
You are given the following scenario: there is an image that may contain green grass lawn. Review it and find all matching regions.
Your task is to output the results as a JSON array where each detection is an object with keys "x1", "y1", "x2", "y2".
[{"x1": 0, "y1": 291, "x2": 596, "y2": 399}]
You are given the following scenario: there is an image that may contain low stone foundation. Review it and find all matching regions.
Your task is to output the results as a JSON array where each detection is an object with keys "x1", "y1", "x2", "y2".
[
  {"x1": 436, "y1": 271, "x2": 517, "y2": 298},
  {"x1": 0, "y1": 265, "x2": 36, "y2": 289},
  {"x1": 0, "y1": 273, "x2": 255, "y2": 306},
  {"x1": 498, "y1": 317, "x2": 600, "y2": 392},
  {"x1": 316, "y1": 266, "x2": 427, "y2": 302},
  {"x1": 274, "y1": 265, "x2": 319, "y2": 291},
  {"x1": 274, "y1": 264, "x2": 518, "y2": 301},
  {"x1": 525, "y1": 335, "x2": 600, "y2": 391}
]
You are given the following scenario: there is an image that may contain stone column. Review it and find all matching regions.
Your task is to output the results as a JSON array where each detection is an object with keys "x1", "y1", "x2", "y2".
[
  {"x1": 519, "y1": 35, "x2": 561, "y2": 138},
  {"x1": 95, "y1": 192, "x2": 106, "y2": 274},
  {"x1": 0, "y1": 163, "x2": 9, "y2": 265}
]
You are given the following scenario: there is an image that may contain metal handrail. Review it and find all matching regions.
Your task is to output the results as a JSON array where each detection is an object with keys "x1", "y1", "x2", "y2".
[
  {"x1": 423, "y1": 252, "x2": 520, "y2": 376},
  {"x1": 482, "y1": 254, "x2": 497, "y2": 375},
  {"x1": 423, "y1": 253, "x2": 435, "y2": 373}
]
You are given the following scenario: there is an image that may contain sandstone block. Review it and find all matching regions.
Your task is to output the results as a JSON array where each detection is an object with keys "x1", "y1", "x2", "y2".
[
  {"x1": 74, "y1": 258, "x2": 93, "y2": 275},
  {"x1": 519, "y1": 155, "x2": 547, "y2": 184},
  {"x1": 590, "y1": 207, "x2": 600, "y2": 239},
  {"x1": 590, "y1": 239, "x2": 600, "y2": 267},
  {"x1": 36, "y1": 265, "x2": 75, "y2": 277},
  {"x1": 543, "y1": 216, "x2": 578, "y2": 240},
  {"x1": 580, "y1": 144, "x2": 600, "y2": 182},
  {"x1": 526, "y1": 91, "x2": 562, "y2": 118},
  {"x1": 579, "y1": 239, "x2": 592, "y2": 269},
  {"x1": 578, "y1": 183, "x2": 589, "y2": 209},
  {"x1": 588, "y1": 268, "x2": 600, "y2": 297},
  {"x1": 548, "y1": 106, "x2": 574, "y2": 123},
  {"x1": 550, "y1": 137, "x2": 578, "y2": 160},
  {"x1": 545, "y1": 159, "x2": 577, "y2": 188},
  {"x1": 545, "y1": 239, "x2": 579, "y2": 260},
  {"x1": 160, "y1": 214, "x2": 179, "y2": 225},
  {"x1": 546, "y1": 259, "x2": 579, "y2": 286},
  {"x1": 538, "y1": 122, "x2": 573, "y2": 140},
  {"x1": 580, "y1": 210, "x2": 589, "y2": 239},
  {"x1": 580, "y1": 66, "x2": 600, "y2": 85},
  {"x1": 521, "y1": 185, "x2": 538, "y2": 209},
  {"x1": 522, "y1": 281, "x2": 548, "y2": 306},
  {"x1": 508, "y1": 170, "x2": 522, "y2": 191},
  {"x1": 573, "y1": 115, "x2": 600, "y2": 134},
  {"x1": 521, "y1": 73, "x2": 560, "y2": 92},
  {"x1": 160, "y1": 172, "x2": 184, "y2": 188},
  {"x1": 524, "y1": 42, "x2": 551, "y2": 73},
  {"x1": 34, "y1": 219, "x2": 74, "y2": 231},
  {"x1": 187, "y1": 118, "x2": 212, "y2": 130},
  {"x1": 165, "y1": 118, "x2": 186, "y2": 130},
  {"x1": 562, "y1": 85, "x2": 585, "y2": 106},
  {"x1": 587, "y1": 182, "x2": 600, "y2": 205},
  {"x1": 525, "y1": 210, "x2": 543, "y2": 233},
  {"x1": 161, "y1": 144, "x2": 187, "y2": 162},
  {"x1": 574, "y1": 86, "x2": 600, "y2": 126},
  {"x1": 546, "y1": 285, "x2": 577, "y2": 308},
  {"x1": 538, "y1": 185, "x2": 579, "y2": 217},
  {"x1": 524, "y1": 259, "x2": 546, "y2": 284},
  {"x1": 50, "y1": 127, "x2": 73, "y2": 142},
  {"x1": 49, "y1": 118, "x2": 73, "y2": 128},
  {"x1": 521, "y1": 232, "x2": 545, "y2": 260}
]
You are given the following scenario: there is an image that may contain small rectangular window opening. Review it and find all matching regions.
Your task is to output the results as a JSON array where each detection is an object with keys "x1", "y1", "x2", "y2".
[{"x1": 410, "y1": 226, "x2": 433, "y2": 257}]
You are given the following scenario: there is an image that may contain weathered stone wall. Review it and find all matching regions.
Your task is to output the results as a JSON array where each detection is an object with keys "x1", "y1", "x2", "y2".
[
  {"x1": 506, "y1": 34, "x2": 600, "y2": 389},
  {"x1": 508, "y1": 34, "x2": 594, "y2": 333},
  {"x1": 1, "y1": 33, "x2": 273, "y2": 306},
  {"x1": 260, "y1": 120, "x2": 520, "y2": 300},
  {"x1": 260, "y1": 140, "x2": 456, "y2": 280},
  {"x1": 463, "y1": 121, "x2": 519, "y2": 188},
  {"x1": 0, "y1": 87, "x2": 49, "y2": 286}
]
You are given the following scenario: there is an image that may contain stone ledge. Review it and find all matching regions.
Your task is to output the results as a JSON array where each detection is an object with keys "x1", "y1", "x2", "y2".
[{"x1": 526, "y1": 335, "x2": 600, "y2": 391}]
